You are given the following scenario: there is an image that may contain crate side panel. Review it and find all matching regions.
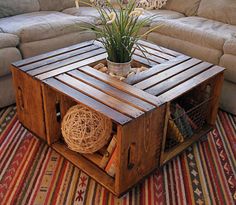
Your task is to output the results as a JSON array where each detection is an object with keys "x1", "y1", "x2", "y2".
[
  {"x1": 115, "y1": 105, "x2": 166, "y2": 194},
  {"x1": 42, "y1": 84, "x2": 76, "y2": 145},
  {"x1": 11, "y1": 66, "x2": 46, "y2": 139}
]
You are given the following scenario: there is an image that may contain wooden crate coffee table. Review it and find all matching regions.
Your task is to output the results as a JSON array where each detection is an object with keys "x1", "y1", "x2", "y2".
[{"x1": 11, "y1": 40, "x2": 225, "y2": 196}]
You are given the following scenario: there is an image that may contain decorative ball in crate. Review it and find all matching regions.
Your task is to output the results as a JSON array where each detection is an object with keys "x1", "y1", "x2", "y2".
[{"x1": 61, "y1": 104, "x2": 112, "y2": 153}]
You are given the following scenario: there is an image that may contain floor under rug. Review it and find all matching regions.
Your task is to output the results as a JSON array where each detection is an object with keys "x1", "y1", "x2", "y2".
[{"x1": 0, "y1": 106, "x2": 235, "y2": 205}]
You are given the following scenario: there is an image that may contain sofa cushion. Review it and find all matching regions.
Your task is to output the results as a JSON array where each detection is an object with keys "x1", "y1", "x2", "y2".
[
  {"x1": 63, "y1": 7, "x2": 101, "y2": 21},
  {"x1": 220, "y1": 80, "x2": 236, "y2": 115},
  {"x1": 0, "y1": 33, "x2": 19, "y2": 49},
  {"x1": 61, "y1": 0, "x2": 76, "y2": 10},
  {"x1": 39, "y1": 0, "x2": 75, "y2": 11},
  {"x1": 141, "y1": 9, "x2": 184, "y2": 23},
  {"x1": 63, "y1": 7, "x2": 184, "y2": 26},
  {"x1": 0, "y1": 75, "x2": 16, "y2": 108},
  {"x1": 151, "y1": 17, "x2": 236, "y2": 50},
  {"x1": 162, "y1": 0, "x2": 201, "y2": 16},
  {"x1": 20, "y1": 31, "x2": 96, "y2": 58},
  {"x1": 223, "y1": 38, "x2": 236, "y2": 56},
  {"x1": 0, "y1": 48, "x2": 22, "y2": 77},
  {"x1": 0, "y1": 0, "x2": 40, "y2": 18},
  {"x1": 39, "y1": 0, "x2": 63, "y2": 11},
  {"x1": 0, "y1": 11, "x2": 98, "y2": 43},
  {"x1": 220, "y1": 54, "x2": 236, "y2": 83},
  {"x1": 147, "y1": 32, "x2": 222, "y2": 65},
  {"x1": 197, "y1": 0, "x2": 236, "y2": 25}
]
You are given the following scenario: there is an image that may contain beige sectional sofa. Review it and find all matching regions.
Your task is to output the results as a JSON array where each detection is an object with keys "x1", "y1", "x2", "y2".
[{"x1": 0, "y1": 0, "x2": 235, "y2": 115}]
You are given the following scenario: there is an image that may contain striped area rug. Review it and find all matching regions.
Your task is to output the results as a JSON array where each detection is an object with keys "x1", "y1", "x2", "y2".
[{"x1": 0, "y1": 106, "x2": 235, "y2": 205}]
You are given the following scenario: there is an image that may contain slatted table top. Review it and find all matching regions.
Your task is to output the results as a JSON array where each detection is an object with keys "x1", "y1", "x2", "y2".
[{"x1": 13, "y1": 40, "x2": 225, "y2": 125}]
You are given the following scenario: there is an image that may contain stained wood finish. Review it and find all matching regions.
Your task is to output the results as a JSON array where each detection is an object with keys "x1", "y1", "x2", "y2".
[
  {"x1": 44, "y1": 78, "x2": 132, "y2": 125},
  {"x1": 78, "y1": 66, "x2": 162, "y2": 107},
  {"x1": 68, "y1": 70, "x2": 155, "y2": 112},
  {"x1": 207, "y1": 72, "x2": 224, "y2": 125},
  {"x1": 134, "y1": 58, "x2": 202, "y2": 90},
  {"x1": 11, "y1": 65, "x2": 46, "y2": 139},
  {"x1": 116, "y1": 105, "x2": 166, "y2": 194},
  {"x1": 124, "y1": 55, "x2": 190, "y2": 85},
  {"x1": 155, "y1": 66, "x2": 225, "y2": 103},
  {"x1": 11, "y1": 39, "x2": 225, "y2": 197},
  {"x1": 13, "y1": 41, "x2": 94, "y2": 67}
]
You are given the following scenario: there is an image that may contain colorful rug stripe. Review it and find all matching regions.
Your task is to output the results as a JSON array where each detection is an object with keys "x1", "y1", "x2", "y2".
[{"x1": 0, "y1": 107, "x2": 235, "y2": 205}]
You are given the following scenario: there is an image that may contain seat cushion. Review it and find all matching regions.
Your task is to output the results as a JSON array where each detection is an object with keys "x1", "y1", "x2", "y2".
[
  {"x1": 0, "y1": 74, "x2": 16, "y2": 108},
  {"x1": 0, "y1": 11, "x2": 97, "y2": 43},
  {"x1": 141, "y1": 9, "x2": 184, "y2": 24},
  {"x1": 39, "y1": 0, "x2": 75, "y2": 11},
  {"x1": 220, "y1": 54, "x2": 236, "y2": 83},
  {"x1": 151, "y1": 16, "x2": 236, "y2": 50},
  {"x1": 63, "y1": 7, "x2": 101, "y2": 21},
  {"x1": 63, "y1": 7, "x2": 184, "y2": 26},
  {"x1": 0, "y1": 33, "x2": 19, "y2": 49},
  {"x1": 197, "y1": 0, "x2": 236, "y2": 25},
  {"x1": 0, "y1": 48, "x2": 22, "y2": 77},
  {"x1": 19, "y1": 31, "x2": 96, "y2": 58},
  {"x1": 0, "y1": 0, "x2": 40, "y2": 18},
  {"x1": 147, "y1": 32, "x2": 222, "y2": 65},
  {"x1": 162, "y1": 0, "x2": 201, "y2": 16},
  {"x1": 223, "y1": 38, "x2": 236, "y2": 56},
  {"x1": 220, "y1": 80, "x2": 236, "y2": 115}
]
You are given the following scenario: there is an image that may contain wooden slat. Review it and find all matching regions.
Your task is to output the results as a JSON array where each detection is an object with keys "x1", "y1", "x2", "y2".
[
  {"x1": 13, "y1": 41, "x2": 94, "y2": 67},
  {"x1": 134, "y1": 49, "x2": 166, "y2": 64},
  {"x1": 68, "y1": 70, "x2": 155, "y2": 112},
  {"x1": 28, "y1": 48, "x2": 105, "y2": 76},
  {"x1": 132, "y1": 54, "x2": 157, "y2": 66},
  {"x1": 36, "y1": 53, "x2": 107, "y2": 80},
  {"x1": 138, "y1": 39, "x2": 181, "y2": 57},
  {"x1": 82, "y1": 153, "x2": 103, "y2": 166},
  {"x1": 124, "y1": 55, "x2": 190, "y2": 85},
  {"x1": 78, "y1": 66, "x2": 162, "y2": 107},
  {"x1": 44, "y1": 78, "x2": 132, "y2": 125},
  {"x1": 52, "y1": 142, "x2": 116, "y2": 195},
  {"x1": 157, "y1": 66, "x2": 225, "y2": 103},
  {"x1": 146, "y1": 62, "x2": 213, "y2": 96},
  {"x1": 134, "y1": 45, "x2": 175, "y2": 61},
  {"x1": 134, "y1": 58, "x2": 202, "y2": 90},
  {"x1": 22, "y1": 44, "x2": 100, "y2": 72},
  {"x1": 56, "y1": 74, "x2": 144, "y2": 118}
]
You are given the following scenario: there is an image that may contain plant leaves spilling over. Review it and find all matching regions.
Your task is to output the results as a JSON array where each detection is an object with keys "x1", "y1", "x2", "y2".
[{"x1": 79, "y1": 0, "x2": 160, "y2": 63}]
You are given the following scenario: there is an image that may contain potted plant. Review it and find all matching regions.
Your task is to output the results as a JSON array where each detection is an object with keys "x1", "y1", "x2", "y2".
[{"x1": 75, "y1": 0, "x2": 160, "y2": 77}]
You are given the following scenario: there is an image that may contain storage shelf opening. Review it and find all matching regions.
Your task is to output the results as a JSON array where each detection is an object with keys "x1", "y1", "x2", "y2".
[{"x1": 164, "y1": 87, "x2": 213, "y2": 152}]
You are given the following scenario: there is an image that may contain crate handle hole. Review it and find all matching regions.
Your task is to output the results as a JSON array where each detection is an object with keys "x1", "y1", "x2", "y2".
[
  {"x1": 127, "y1": 143, "x2": 136, "y2": 170},
  {"x1": 17, "y1": 86, "x2": 24, "y2": 110},
  {"x1": 55, "y1": 102, "x2": 61, "y2": 122}
]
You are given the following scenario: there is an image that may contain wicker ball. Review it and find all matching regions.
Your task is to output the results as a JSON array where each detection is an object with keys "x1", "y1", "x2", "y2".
[{"x1": 61, "y1": 104, "x2": 112, "y2": 153}]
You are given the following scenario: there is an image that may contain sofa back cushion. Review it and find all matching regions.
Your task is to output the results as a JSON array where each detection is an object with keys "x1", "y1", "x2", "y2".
[
  {"x1": 197, "y1": 0, "x2": 236, "y2": 25},
  {"x1": 38, "y1": 0, "x2": 75, "y2": 11},
  {"x1": 162, "y1": 0, "x2": 201, "y2": 16},
  {"x1": 0, "y1": 0, "x2": 40, "y2": 18}
]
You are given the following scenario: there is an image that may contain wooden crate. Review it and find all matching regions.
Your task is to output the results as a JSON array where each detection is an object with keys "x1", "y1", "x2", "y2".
[
  {"x1": 41, "y1": 68, "x2": 168, "y2": 196},
  {"x1": 11, "y1": 39, "x2": 225, "y2": 196},
  {"x1": 124, "y1": 46, "x2": 225, "y2": 165}
]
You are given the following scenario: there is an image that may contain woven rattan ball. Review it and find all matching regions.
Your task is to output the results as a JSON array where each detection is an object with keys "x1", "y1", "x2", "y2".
[{"x1": 61, "y1": 104, "x2": 112, "y2": 153}]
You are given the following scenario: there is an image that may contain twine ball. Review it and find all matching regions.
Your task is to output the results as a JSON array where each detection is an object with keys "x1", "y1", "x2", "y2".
[{"x1": 61, "y1": 104, "x2": 112, "y2": 153}]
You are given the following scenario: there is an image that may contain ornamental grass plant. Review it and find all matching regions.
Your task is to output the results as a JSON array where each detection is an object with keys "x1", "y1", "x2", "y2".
[{"x1": 76, "y1": 0, "x2": 160, "y2": 63}]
